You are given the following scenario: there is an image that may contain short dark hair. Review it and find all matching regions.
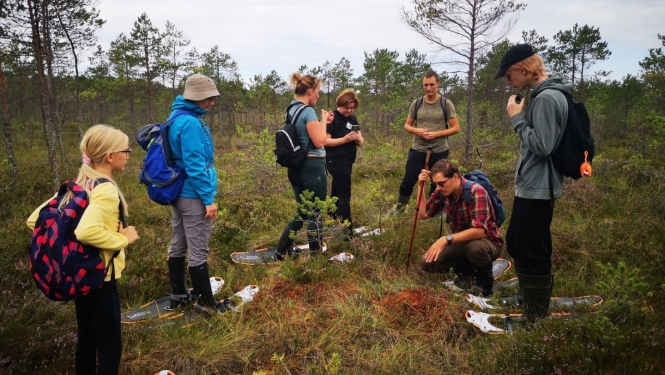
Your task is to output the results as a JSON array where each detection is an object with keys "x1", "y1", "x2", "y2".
[
  {"x1": 424, "y1": 71, "x2": 439, "y2": 83},
  {"x1": 430, "y1": 159, "x2": 459, "y2": 178}
]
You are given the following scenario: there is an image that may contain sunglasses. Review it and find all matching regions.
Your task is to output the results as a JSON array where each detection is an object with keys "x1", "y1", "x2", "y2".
[{"x1": 435, "y1": 178, "x2": 450, "y2": 187}]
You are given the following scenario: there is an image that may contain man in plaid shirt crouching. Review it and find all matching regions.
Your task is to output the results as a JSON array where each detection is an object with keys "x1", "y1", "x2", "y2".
[{"x1": 417, "y1": 159, "x2": 504, "y2": 296}]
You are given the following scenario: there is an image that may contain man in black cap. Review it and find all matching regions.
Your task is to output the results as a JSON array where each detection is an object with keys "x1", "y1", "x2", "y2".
[{"x1": 494, "y1": 44, "x2": 572, "y2": 323}]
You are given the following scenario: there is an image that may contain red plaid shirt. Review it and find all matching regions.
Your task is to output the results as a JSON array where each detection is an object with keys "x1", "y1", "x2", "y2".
[{"x1": 425, "y1": 177, "x2": 503, "y2": 247}]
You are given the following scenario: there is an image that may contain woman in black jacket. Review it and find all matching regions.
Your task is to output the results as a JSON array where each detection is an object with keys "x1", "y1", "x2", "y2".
[{"x1": 324, "y1": 89, "x2": 364, "y2": 239}]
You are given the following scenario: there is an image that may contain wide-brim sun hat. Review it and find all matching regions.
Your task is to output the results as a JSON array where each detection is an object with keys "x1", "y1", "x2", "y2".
[{"x1": 183, "y1": 74, "x2": 220, "y2": 101}]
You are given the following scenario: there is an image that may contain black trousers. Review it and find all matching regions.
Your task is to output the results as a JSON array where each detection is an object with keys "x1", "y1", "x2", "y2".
[
  {"x1": 74, "y1": 279, "x2": 122, "y2": 375},
  {"x1": 506, "y1": 196, "x2": 554, "y2": 276},
  {"x1": 328, "y1": 163, "x2": 353, "y2": 227},
  {"x1": 399, "y1": 148, "x2": 450, "y2": 198}
]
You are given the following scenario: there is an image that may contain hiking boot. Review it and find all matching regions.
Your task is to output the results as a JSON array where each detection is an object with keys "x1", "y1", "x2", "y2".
[
  {"x1": 386, "y1": 202, "x2": 408, "y2": 217},
  {"x1": 453, "y1": 274, "x2": 475, "y2": 289},
  {"x1": 474, "y1": 263, "x2": 495, "y2": 297},
  {"x1": 195, "y1": 297, "x2": 238, "y2": 316},
  {"x1": 165, "y1": 293, "x2": 192, "y2": 312},
  {"x1": 275, "y1": 245, "x2": 301, "y2": 261}
]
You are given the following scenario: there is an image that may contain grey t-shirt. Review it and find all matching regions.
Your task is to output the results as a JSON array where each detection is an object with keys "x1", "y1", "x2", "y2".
[{"x1": 408, "y1": 96, "x2": 457, "y2": 153}]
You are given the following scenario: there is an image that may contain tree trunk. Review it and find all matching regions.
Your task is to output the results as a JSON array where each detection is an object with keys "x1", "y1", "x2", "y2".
[
  {"x1": 0, "y1": 60, "x2": 17, "y2": 177},
  {"x1": 579, "y1": 50, "x2": 586, "y2": 102},
  {"x1": 42, "y1": 0, "x2": 65, "y2": 163},
  {"x1": 129, "y1": 94, "x2": 136, "y2": 133},
  {"x1": 56, "y1": 8, "x2": 83, "y2": 139},
  {"x1": 464, "y1": 50, "x2": 476, "y2": 167},
  {"x1": 144, "y1": 49, "x2": 154, "y2": 123},
  {"x1": 374, "y1": 85, "x2": 379, "y2": 127},
  {"x1": 29, "y1": 0, "x2": 60, "y2": 188}
]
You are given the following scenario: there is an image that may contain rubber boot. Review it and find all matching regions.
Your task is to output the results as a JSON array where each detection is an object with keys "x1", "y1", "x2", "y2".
[
  {"x1": 518, "y1": 273, "x2": 553, "y2": 323},
  {"x1": 307, "y1": 227, "x2": 323, "y2": 255},
  {"x1": 189, "y1": 263, "x2": 217, "y2": 308},
  {"x1": 512, "y1": 258, "x2": 521, "y2": 274},
  {"x1": 166, "y1": 257, "x2": 190, "y2": 311},
  {"x1": 387, "y1": 194, "x2": 410, "y2": 217},
  {"x1": 473, "y1": 262, "x2": 495, "y2": 297},
  {"x1": 275, "y1": 227, "x2": 298, "y2": 261}
]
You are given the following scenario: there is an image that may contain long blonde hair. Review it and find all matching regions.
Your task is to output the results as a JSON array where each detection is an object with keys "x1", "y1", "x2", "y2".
[{"x1": 59, "y1": 125, "x2": 129, "y2": 214}]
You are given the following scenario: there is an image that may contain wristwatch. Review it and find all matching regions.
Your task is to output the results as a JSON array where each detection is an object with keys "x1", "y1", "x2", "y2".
[{"x1": 446, "y1": 234, "x2": 453, "y2": 244}]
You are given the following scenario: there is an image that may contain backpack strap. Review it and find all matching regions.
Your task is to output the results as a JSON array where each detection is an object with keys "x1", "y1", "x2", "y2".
[
  {"x1": 167, "y1": 109, "x2": 195, "y2": 124},
  {"x1": 284, "y1": 102, "x2": 301, "y2": 122},
  {"x1": 440, "y1": 95, "x2": 449, "y2": 129},
  {"x1": 413, "y1": 97, "x2": 424, "y2": 124},
  {"x1": 291, "y1": 104, "x2": 308, "y2": 126},
  {"x1": 414, "y1": 96, "x2": 448, "y2": 129},
  {"x1": 89, "y1": 178, "x2": 124, "y2": 280},
  {"x1": 289, "y1": 103, "x2": 314, "y2": 149},
  {"x1": 462, "y1": 180, "x2": 474, "y2": 206}
]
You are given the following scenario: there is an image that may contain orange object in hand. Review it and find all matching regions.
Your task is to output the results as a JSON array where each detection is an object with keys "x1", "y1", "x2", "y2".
[{"x1": 580, "y1": 151, "x2": 592, "y2": 177}]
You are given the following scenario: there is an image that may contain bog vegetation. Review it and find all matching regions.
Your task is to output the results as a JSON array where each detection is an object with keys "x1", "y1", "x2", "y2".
[{"x1": 0, "y1": 2, "x2": 664, "y2": 374}]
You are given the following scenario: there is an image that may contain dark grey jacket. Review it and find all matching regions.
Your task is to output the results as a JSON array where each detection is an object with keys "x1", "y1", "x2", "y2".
[{"x1": 510, "y1": 74, "x2": 572, "y2": 200}]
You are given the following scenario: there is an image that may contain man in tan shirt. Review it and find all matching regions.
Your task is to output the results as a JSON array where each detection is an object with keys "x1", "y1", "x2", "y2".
[{"x1": 387, "y1": 71, "x2": 460, "y2": 216}]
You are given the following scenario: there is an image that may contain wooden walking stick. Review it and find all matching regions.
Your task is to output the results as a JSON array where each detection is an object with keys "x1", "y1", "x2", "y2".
[{"x1": 406, "y1": 147, "x2": 433, "y2": 271}]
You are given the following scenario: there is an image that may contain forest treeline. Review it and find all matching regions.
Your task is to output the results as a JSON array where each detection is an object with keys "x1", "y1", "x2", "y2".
[{"x1": 0, "y1": 1, "x2": 663, "y2": 188}]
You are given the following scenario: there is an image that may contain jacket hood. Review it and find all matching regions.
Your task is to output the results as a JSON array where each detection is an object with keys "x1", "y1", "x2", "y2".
[
  {"x1": 532, "y1": 73, "x2": 573, "y2": 97},
  {"x1": 170, "y1": 95, "x2": 207, "y2": 117}
]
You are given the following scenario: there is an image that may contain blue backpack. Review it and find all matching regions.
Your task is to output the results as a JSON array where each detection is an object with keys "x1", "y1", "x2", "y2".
[
  {"x1": 136, "y1": 110, "x2": 193, "y2": 205},
  {"x1": 462, "y1": 170, "x2": 506, "y2": 227},
  {"x1": 29, "y1": 179, "x2": 122, "y2": 301}
]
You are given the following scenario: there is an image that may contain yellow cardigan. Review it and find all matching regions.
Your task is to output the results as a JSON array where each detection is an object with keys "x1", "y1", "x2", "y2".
[{"x1": 27, "y1": 182, "x2": 128, "y2": 281}]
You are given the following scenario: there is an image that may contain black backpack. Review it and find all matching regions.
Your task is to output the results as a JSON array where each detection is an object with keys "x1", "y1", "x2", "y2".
[
  {"x1": 414, "y1": 95, "x2": 449, "y2": 129},
  {"x1": 533, "y1": 89, "x2": 595, "y2": 201},
  {"x1": 274, "y1": 103, "x2": 311, "y2": 169}
]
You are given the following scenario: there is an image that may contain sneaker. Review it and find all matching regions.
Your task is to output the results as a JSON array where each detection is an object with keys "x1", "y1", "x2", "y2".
[
  {"x1": 386, "y1": 202, "x2": 408, "y2": 217},
  {"x1": 195, "y1": 298, "x2": 239, "y2": 316}
]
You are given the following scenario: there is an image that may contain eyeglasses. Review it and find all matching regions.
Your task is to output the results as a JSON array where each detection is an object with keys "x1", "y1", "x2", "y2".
[
  {"x1": 435, "y1": 178, "x2": 450, "y2": 187},
  {"x1": 114, "y1": 148, "x2": 132, "y2": 157}
]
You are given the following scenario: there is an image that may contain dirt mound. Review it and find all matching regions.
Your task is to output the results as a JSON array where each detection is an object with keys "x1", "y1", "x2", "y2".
[{"x1": 376, "y1": 288, "x2": 455, "y2": 328}]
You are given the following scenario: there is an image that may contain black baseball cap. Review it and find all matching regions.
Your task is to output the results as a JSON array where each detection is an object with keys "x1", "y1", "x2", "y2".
[{"x1": 493, "y1": 44, "x2": 536, "y2": 80}]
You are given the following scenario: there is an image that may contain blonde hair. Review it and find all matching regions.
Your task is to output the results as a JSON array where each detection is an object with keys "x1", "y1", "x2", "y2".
[
  {"x1": 290, "y1": 72, "x2": 322, "y2": 97},
  {"x1": 335, "y1": 89, "x2": 360, "y2": 109},
  {"x1": 509, "y1": 54, "x2": 547, "y2": 81},
  {"x1": 59, "y1": 125, "x2": 129, "y2": 214}
]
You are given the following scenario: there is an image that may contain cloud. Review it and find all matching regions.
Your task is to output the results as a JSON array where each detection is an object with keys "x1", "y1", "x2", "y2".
[{"x1": 95, "y1": 0, "x2": 662, "y2": 81}]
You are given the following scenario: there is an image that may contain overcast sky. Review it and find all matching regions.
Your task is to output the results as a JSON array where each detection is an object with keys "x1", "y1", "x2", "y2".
[{"x1": 95, "y1": 0, "x2": 665, "y2": 82}]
